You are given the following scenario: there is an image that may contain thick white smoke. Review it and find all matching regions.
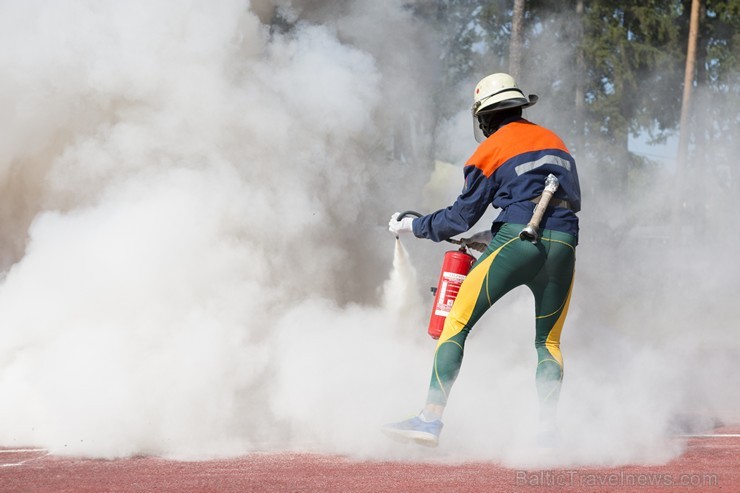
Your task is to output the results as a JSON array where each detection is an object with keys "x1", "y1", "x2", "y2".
[
  {"x1": 0, "y1": 0, "x2": 432, "y2": 458},
  {"x1": 0, "y1": 0, "x2": 737, "y2": 466}
]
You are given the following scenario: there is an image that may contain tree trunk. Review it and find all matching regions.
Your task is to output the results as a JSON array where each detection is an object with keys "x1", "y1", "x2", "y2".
[
  {"x1": 674, "y1": 0, "x2": 701, "y2": 233},
  {"x1": 574, "y1": 0, "x2": 585, "y2": 157},
  {"x1": 509, "y1": 0, "x2": 525, "y2": 79}
]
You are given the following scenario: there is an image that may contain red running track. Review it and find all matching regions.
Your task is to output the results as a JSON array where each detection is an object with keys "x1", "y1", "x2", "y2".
[{"x1": 2, "y1": 426, "x2": 737, "y2": 493}]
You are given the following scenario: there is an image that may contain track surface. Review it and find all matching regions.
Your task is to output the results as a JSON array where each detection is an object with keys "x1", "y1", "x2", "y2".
[{"x1": 2, "y1": 426, "x2": 737, "y2": 492}]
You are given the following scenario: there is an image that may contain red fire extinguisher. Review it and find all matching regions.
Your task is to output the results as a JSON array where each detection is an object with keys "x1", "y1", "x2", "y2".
[
  {"x1": 397, "y1": 211, "x2": 478, "y2": 340},
  {"x1": 427, "y1": 247, "x2": 476, "y2": 339}
]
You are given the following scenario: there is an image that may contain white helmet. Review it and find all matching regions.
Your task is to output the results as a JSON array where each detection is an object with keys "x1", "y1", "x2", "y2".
[
  {"x1": 472, "y1": 73, "x2": 538, "y2": 117},
  {"x1": 471, "y1": 73, "x2": 538, "y2": 142}
]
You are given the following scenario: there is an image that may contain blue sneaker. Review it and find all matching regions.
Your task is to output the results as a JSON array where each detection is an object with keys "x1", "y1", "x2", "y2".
[{"x1": 382, "y1": 415, "x2": 443, "y2": 447}]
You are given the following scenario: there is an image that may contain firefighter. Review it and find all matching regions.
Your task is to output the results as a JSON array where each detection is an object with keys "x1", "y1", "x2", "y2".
[{"x1": 385, "y1": 73, "x2": 581, "y2": 448}]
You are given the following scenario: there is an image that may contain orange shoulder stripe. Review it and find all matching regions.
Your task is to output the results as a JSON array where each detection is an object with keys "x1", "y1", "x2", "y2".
[{"x1": 465, "y1": 120, "x2": 570, "y2": 177}]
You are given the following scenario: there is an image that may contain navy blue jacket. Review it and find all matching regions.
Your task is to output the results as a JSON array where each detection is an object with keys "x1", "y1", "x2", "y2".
[{"x1": 413, "y1": 118, "x2": 580, "y2": 241}]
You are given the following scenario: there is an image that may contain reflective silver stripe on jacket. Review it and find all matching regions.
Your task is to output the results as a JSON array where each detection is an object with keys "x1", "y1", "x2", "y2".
[{"x1": 515, "y1": 155, "x2": 571, "y2": 175}]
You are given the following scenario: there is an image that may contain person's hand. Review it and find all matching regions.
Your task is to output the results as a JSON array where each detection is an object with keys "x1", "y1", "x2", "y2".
[
  {"x1": 466, "y1": 230, "x2": 492, "y2": 244},
  {"x1": 388, "y1": 212, "x2": 414, "y2": 236},
  {"x1": 461, "y1": 230, "x2": 492, "y2": 252},
  {"x1": 460, "y1": 240, "x2": 487, "y2": 253}
]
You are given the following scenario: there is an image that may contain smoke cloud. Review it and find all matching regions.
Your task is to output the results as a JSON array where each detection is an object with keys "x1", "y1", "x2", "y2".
[{"x1": 0, "y1": 0, "x2": 737, "y2": 466}]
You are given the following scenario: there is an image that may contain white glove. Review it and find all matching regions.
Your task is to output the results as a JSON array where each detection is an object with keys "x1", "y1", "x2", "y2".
[{"x1": 388, "y1": 212, "x2": 414, "y2": 236}]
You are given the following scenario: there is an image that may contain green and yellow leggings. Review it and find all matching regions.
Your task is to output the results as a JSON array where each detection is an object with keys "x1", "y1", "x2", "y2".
[{"x1": 427, "y1": 223, "x2": 577, "y2": 421}]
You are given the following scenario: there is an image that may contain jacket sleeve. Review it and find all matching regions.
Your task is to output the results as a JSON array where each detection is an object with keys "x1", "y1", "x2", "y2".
[{"x1": 412, "y1": 165, "x2": 495, "y2": 242}]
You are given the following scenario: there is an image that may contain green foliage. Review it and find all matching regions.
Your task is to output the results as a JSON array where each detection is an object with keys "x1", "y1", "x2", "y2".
[
  {"x1": 582, "y1": 1, "x2": 685, "y2": 145},
  {"x1": 409, "y1": 0, "x2": 511, "y2": 114},
  {"x1": 698, "y1": 0, "x2": 740, "y2": 137},
  {"x1": 409, "y1": 0, "x2": 738, "y2": 198}
]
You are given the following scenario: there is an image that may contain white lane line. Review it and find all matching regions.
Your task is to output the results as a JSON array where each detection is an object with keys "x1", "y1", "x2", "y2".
[
  {"x1": 680, "y1": 433, "x2": 740, "y2": 438},
  {"x1": 0, "y1": 448, "x2": 49, "y2": 467},
  {"x1": 0, "y1": 448, "x2": 48, "y2": 453}
]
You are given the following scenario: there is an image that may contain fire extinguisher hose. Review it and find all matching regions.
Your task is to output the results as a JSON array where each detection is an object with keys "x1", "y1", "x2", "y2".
[
  {"x1": 397, "y1": 210, "x2": 423, "y2": 220},
  {"x1": 397, "y1": 211, "x2": 483, "y2": 252}
]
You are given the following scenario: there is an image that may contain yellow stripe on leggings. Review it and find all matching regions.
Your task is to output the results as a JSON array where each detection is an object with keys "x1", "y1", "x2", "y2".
[
  {"x1": 543, "y1": 271, "x2": 575, "y2": 367},
  {"x1": 436, "y1": 237, "x2": 518, "y2": 346}
]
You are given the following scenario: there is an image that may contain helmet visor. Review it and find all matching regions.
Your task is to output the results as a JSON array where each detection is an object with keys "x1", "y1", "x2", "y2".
[{"x1": 472, "y1": 116, "x2": 486, "y2": 143}]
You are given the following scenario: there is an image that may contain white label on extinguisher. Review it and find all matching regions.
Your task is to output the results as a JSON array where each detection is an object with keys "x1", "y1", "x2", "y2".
[{"x1": 434, "y1": 271, "x2": 467, "y2": 317}]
